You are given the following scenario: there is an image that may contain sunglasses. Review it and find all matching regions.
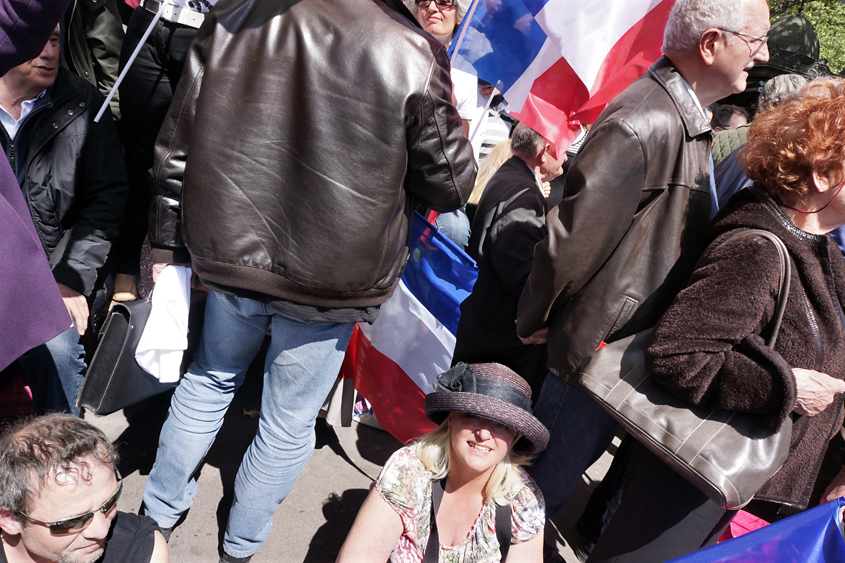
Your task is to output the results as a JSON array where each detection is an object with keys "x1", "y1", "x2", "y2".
[
  {"x1": 415, "y1": 0, "x2": 455, "y2": 9},
  {"x1": 19, "y1": 482, "x2": 123, "y2": 535}
]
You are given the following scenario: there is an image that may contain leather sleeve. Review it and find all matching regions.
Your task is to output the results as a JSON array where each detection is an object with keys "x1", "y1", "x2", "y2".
[
  {"x1": 489, "y1": 189, "x2": 547, "y2": 297},
  {"x1": 148, "y1": 21, "x2": 210, "y2": 265},
  {"x1": 645, "y1": 235, "x2": 796, "y2": 429},
  {"x1": 51, "y1": 104, "x2": 129, "y2": 295},
  {"x1": 516, "y1": 119, "x2": 644, "y2": 337},
  {"x1": 404, "y1": 47, "x2": 476, "y2": 213},
  {"x1": 0, "y1": 0, "x2": 72, "y2": 74}
]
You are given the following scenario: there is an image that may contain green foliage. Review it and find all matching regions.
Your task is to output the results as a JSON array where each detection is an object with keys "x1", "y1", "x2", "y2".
[{"x1": 769, "y1": 0, "x2": 845, "y2": 73}]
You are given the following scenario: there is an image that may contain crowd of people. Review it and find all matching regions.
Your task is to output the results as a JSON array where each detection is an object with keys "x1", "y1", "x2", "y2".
[{"x1": 3, "y1": 0, "x2": 845, "y2": 562}]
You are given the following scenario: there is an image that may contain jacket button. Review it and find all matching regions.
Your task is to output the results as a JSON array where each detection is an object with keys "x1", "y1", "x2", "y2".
[
  {"x1": 68, "y1": 110, "x2": 74, "y2": 116},
  {"x1": 85, "y1": 72, "x2": 90, "y2": 77},
  {"x1": 52, "y1": 123, "x2": 58, "y2": 128},
  {"x1": 79, "y1": 102, "x2": 85, "y2": 107}
]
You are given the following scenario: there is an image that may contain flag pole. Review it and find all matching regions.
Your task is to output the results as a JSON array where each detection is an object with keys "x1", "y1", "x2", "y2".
[
  {"x1": 467, "y1": 88, "x2": 495, "y2": 145},
  {"x1": 94, "y1": 8, "x2": 164, "y2": 123},
  {"x1": 449, "y1": 0, "x2": 481, "y2": 64}
]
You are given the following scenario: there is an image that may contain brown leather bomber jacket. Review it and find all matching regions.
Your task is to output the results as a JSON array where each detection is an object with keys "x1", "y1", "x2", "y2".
[
  {"x1": 149, "y1": 0, "x2": 475, "y2": 309},
  {"x1": 517, "y1": 57, "x2": 714, "y2": 384}
]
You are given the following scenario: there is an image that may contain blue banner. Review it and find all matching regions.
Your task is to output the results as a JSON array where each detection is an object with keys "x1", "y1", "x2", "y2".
[
  {"x1": 401, "y1": 213, "x2": 478, "y2": 336},
  {"x1": 669, "y1": 498, "x2": 845, "y2": 563}
]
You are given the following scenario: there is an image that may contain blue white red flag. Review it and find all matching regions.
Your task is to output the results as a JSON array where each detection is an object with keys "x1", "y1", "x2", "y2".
[
  {"x1": 668, "y1": 498, "x2": 845, "y2": 563},
  {"x1": 449, "y1": 0, "x2": 674, "y2": 153},
  {"x1": 338, "y1": 213, "x2": 478, "y2": 444}
]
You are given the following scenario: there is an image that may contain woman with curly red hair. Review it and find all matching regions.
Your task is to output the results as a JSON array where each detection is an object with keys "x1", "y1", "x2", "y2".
[{"x1": 586, "y1": 78, "x2": 845, "y2": 563}]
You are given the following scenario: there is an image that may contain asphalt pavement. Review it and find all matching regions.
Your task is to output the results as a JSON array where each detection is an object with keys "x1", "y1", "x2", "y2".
[{"x1": 87, "y1": 338, "x2": 613, "y2": 562}]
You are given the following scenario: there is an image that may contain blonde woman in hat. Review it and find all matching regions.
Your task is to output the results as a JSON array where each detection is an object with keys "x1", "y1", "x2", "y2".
[{"x1": 337, "y1": 363, "x2": 549, "y2": 563}]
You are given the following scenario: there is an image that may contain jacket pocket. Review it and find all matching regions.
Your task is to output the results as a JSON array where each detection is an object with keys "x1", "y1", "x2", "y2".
[{"x1": 602, "y1": 295, "x2": 638, "y2": 344}]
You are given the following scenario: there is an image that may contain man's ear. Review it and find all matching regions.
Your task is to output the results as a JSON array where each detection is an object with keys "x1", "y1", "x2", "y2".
[
  {"x1": 0, "y1": 509, "x2": 23, "y2": 536},
  {"x1": 699, "y1": 28, "x2": 721, "y2": 66}
]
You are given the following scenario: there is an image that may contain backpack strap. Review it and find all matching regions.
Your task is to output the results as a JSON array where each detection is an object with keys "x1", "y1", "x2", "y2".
[
  {"x1": 422, "y1": 479, "x2": 446, "y2": 563},
  {"x1": 495, "y1": 502, "x2": 512, "y2": 562}
]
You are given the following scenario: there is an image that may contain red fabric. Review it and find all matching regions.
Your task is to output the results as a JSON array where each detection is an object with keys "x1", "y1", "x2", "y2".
[
  {"x1": 718, "y1": 510, "x2": 769, "y2": 543},
  {"x1": 125, "y1": 0, "x2": 142, "y2": 7},
  {"x1": 338, "y1": 326, "x2": 436, "y2": 444},
  {"x1": 511, "y1": 0, "x2": 674, "y2": 156}
]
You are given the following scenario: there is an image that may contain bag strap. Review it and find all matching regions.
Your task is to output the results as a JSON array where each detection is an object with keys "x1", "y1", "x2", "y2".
[
  {"x1": 495, "y1": 502, "x2": 512, "y2": 561},
  {"x1": 423, "y1": 478, "x2": 446, "y2": 563},
  {"x1": 705, "y1": 229, "x2": 792, "y2": 348},
  {"x1": 423, "y1": 479, "x2": 512, "y2": 563}
]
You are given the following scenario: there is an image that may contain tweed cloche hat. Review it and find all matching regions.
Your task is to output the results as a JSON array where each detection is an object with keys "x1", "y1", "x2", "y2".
[{"x1": 424, "y1": 362, "x2": 550, "y2": 455}]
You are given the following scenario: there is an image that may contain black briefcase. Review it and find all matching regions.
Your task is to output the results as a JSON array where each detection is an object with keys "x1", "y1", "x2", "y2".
[{"x1": 78, "y1": 299, "x2": 180, "y2": 416}]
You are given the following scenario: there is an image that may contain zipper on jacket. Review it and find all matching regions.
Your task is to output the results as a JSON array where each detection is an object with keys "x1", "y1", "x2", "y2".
[{"x1": 799, "y1": 284, "x2": 824, "y2": 370}]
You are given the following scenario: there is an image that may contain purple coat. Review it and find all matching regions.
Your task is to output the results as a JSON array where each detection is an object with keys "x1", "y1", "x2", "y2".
[{"x1": 0, "y1": 0, "x2": 73, "y2": 370}]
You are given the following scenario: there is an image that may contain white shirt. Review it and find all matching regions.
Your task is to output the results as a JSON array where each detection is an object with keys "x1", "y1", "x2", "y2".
[
  {"x1": 162, "y1": 0, "x2": 219, "y2": 13},
  {"x1": 0, "y1": 90, "x2": 47, "y2": 140},
  {"x1": 682, "y1": 77, "x2": 708, "y2": 120}
]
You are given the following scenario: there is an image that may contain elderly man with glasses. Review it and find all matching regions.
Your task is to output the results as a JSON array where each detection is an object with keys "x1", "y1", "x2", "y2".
[
  {"x1": 516, "y1": 0, "x2": 770, "y2": 560},
  {"x1": 0, "y1": 414, "x2": 169, "y2": 563}
]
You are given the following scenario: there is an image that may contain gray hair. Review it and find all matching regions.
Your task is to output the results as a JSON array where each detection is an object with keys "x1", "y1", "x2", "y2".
[
  {"x1": 663, "y1": 0, "x2": 753, "y2": 56},
  {"x1": 758, "y1": 74, "x2": 808, "y2": 113},
  {"x1": 406, "y1": 0, "x2": 472, "y2": 26},
  {"x1": 0, "y1": 414, "x2": 118, "y2": 518},
  {"x1": 510, "y1": 124, "x2": 546, "y2": 159}
]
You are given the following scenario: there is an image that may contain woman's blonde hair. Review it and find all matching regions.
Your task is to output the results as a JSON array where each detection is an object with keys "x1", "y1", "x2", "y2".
[
  {"x1": 414, "y1": 415, "x2": 533, "y2": 506},
  {"x1": 468, "y1": 140, "x2": 512, "y2": 205}
]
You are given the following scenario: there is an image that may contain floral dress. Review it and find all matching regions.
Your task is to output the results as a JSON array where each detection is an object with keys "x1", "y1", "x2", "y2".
[{"x1": 376, "y1": 446, "x2": 545, "y2": 563}]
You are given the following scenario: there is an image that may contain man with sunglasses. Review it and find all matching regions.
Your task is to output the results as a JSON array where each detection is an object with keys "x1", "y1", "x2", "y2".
[{"x1": 0, "y1": 414, "x2": 168, "y2": 563}]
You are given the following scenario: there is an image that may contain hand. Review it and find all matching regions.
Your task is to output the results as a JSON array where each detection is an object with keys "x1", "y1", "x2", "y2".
[
  {"x1": 519, "y1": 327, "x2": 548, "y2": 345},
  {"x1": 478, "y1": 84, "x2": 498, "y2": 98},
  {"x1": 821, "y1": 468, "x2": 845, "y2": 505},
  {"x1": 57, "y1": 283, "x2": 88, "y2": 336},
  {"x1": 542, "y1": 182, "x2": 551, "y2": 198},
  {"x1": 792, "y1": 367, "x2": 845, "y2": 416},
  {"x1": 152, "y1": 262, "x2": 196, "y2": 287}
]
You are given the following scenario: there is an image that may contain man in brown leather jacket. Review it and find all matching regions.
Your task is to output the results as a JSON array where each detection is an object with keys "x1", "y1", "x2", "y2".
[
  {"x1": 514, "y1": 0, "x2": 771, "y2": 538},
  {"x1": 141, "y1": 1, "x2": 475, "y2": 561}
]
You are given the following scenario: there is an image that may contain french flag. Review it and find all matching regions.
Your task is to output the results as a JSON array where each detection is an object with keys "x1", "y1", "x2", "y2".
[
  {"x1": 450, "y1": 0, "x2": 674, "y2": 152},
  {"x1": 338, "y1": 213, "x2": 477, "y2": 444}
]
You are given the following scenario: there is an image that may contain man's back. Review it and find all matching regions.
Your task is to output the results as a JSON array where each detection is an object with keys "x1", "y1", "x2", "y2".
[
  {"x1": 151, "y1": 0, "x2": 474, "y2": 309},
  {"x1": 454, "y1": 155, "x2": 547, "y2": 383}
]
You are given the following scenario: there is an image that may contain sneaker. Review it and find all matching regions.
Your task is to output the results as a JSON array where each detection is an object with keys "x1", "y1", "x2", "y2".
[{"x1": 219, "y1": 551, "x2": 253, "y2": 563}]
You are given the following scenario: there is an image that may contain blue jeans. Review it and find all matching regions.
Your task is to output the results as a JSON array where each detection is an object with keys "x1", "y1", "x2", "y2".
[
  {"x1": 528, "y1": 372, "x2": 620, "y2": 517},
  {"x1": 142, "y1": 291, "x2": 354, "y2": 557},
  {"x1": 435, "y1": 208, "x2": 471, "y2": 251},
  {"x1": 20, "y1": 322, "x2": 85, "y2": 416}
]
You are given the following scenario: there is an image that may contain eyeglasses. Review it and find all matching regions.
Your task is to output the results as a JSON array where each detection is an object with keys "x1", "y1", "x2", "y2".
[
  {"x1": 415, "y1": 0, "x2": 455, "y2": 10},
  {"x1": 718, "y1": 28, "x2": 768, "y2": 58},
  {"x1": 19, "y1": 482, "x2": 123, "y2": 535}
]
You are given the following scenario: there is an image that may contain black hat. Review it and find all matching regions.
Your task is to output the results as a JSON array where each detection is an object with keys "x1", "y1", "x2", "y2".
[{"x1": 424, "y1": 363, "x2": 550, "y2": 455}]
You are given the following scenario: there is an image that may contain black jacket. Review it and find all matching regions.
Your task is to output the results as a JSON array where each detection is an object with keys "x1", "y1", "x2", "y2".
[
  {"x1": 149, "y1": 0, "x2": 475, "y2": 310},
  {"x1": 1, "y1": 67, "x2": 127, "y2": 296},
  {"x1": 517, "y1": 57, "x2": 713, "y2": 384},
  {"x1": 453, "y1": 156, "x2": 548, "y2": 390},
  {"x1": 648, "y1": 185, "x2": 845, "y2": 508},
  {"x1": 63, "y1": 0, "x2": 124, "y2": 120}
]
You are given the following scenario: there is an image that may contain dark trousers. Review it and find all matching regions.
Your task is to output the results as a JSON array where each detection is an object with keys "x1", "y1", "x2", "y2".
[
  {"x1": 586, "y1": 441, "x2": 734, "y2": 563},
  {"x1": 114, "y1": 6, "x2": 197, "y2": 275}
]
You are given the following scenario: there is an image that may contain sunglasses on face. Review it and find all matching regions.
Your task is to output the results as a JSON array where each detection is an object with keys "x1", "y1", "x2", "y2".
[
  {"x1": 19, "y1": 482, "x2": 123, "y2": 535},
  {"x1": 415, "y1": 0, "x2": 455, "y2": 10}
]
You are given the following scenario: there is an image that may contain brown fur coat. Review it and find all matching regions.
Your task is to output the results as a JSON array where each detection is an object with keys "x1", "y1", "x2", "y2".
[{"x1": 647, "y1": 185, "x2": 845, "y2": 509}]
